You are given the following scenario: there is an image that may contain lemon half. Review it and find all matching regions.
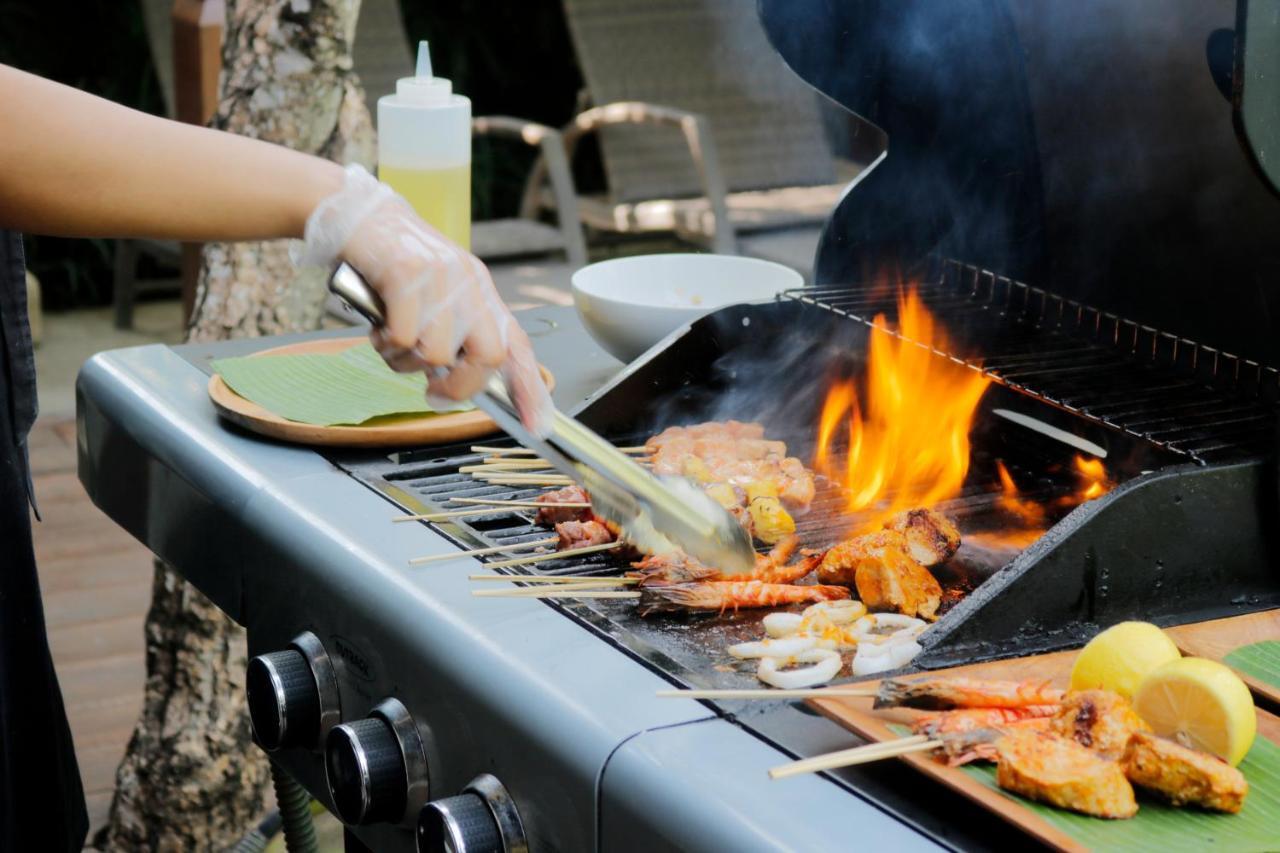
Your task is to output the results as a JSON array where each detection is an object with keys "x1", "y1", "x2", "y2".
[
  {"x1": 1134, "y1": 657, "x2": 1257, "y2": 766},
  {"x1": 1070, "y1": 621, "x2": 1181, "y2": 700}
]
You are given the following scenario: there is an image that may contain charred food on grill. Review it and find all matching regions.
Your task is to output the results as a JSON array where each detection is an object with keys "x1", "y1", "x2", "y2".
[{"x1": 818, "y1": 529, "x2": 943, "y2": 621}]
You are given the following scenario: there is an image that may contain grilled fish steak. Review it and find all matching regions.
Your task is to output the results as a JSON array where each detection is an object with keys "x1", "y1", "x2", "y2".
[
  {"x1": 1123, "y1": 731, "x2": 1249, "y2": 814},
  {"x1": 995, "y1": 729, "x2": 1139, "y2": 819},
  {"x1": 1049, "y1": 690, "x2": 1150, "y2": 760}
]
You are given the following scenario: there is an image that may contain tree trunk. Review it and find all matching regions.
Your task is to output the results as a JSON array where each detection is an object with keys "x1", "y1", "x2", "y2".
[{"x1": 101, "y1": 2, "x2": 373, "y2": 849}]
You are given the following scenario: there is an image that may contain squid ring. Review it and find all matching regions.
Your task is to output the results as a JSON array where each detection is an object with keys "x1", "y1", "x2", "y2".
[
  {"x1": 757, "y1": 648, "x2": 843, "y2": 689},
  {"x1": 728, "y1": 636, "x2": 817, "y2": 660}
]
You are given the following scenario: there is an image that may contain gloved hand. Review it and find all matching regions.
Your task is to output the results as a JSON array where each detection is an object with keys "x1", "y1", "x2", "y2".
[{"x1": 298, "y1": 164, "x2": 553, "y2": 435}]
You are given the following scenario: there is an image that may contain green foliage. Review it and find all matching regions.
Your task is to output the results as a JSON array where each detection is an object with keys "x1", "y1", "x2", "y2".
[{"x1": 1, "y1": 0, "x2": 164, "y2": 308}]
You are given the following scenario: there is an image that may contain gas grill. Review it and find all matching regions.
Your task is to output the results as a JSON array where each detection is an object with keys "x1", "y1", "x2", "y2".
[{"x1": 77, "y1": 3, "x2": 1280, "y2": 851}]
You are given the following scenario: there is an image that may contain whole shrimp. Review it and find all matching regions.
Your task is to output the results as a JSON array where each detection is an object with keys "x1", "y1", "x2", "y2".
[
  {"x1": 874, "y1": 676, "x2": 1065, "y2": 711},
  {"x1": 638, "y1": 580, "x2": 849, "y2": 615},
  {"x1": 629, "y1": 536, "x2": 817, "y2": 586},
  {"x1": 910, "y1": 705, "x2": 1060, "y2": 734}
]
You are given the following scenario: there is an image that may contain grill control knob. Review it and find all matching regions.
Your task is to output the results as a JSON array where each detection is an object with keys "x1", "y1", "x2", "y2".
[
  {"x1": 418, "y1": 775, "x2": 527, "y2": 853},
  {"x1": 246, "y1": 632, "x2": 340, "y2": 751},
  {"x1": 325, "y1": 698, "x2": 429, "y2": 826},
  {"x1": 418, "y1": 793, "x2": 501, "y2": 853}
]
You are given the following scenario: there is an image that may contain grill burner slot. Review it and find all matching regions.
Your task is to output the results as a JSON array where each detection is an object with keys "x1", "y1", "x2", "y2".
[{"x1": 783, "y1": 259, "x2": 1280, "y2": 464}]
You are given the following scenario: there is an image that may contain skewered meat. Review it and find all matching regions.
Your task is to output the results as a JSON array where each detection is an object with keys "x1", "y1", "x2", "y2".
[
  {"x1": 1049, "y1": 690, "x2": 1150, "y2": 760},
  {"x1": 885, "y1": 508, "x2": 961, "y2": 567},
  {"x1": 913, "y1": 705, "x2": 1061, "y2": 733},
  {"x1": 995, "y1": 729, "x2": 1139, "y2": 819},
  {"x1": 627, "y1": 535, "x2": 817, "y2": 586},
  {"x1": 638, "y1": 580, "x2": 849, "y2": 615},
  {"x1": 627, "y1": 551, "x2": 721, "y2": 585},
  {"x1": 919, "y1": 721, "x2": 1051, "y2": 767},
  {"x1": 645, "y1": 421, "x2": 816, "y2": 513},
  {"x1": 1122, "y1": 731, "x2": 1248, "y2": 814},
  {"x1": 876, "y1": 676, "x2": 1065, "y2": 711},
  {"x1": 555, "y1": 520, "x2": 615, "y2": 550},
  {"x1": 534, "y1": 484, "x2": 592, "y2": 525}
]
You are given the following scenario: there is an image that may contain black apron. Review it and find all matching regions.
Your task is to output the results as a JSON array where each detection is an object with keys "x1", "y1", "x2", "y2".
[{"x1": 0, "y1": 231, "x2": 88, "y2": 851}]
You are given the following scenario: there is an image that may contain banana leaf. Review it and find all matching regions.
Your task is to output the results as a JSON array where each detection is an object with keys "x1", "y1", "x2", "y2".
[
  {"x1": 1225, "y1": 641, "x2": 1280, "y2": 691},
  {"x1": 212, "y1": 342, "x2": 472, "y2": 426}
]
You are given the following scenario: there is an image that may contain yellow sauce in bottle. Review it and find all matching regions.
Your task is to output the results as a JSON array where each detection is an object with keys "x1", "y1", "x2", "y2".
[{"x1": 379, "y1": 163, "x2": 472, "y2": 250}]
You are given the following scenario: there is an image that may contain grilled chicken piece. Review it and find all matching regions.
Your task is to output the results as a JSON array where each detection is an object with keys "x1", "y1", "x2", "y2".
[
  {"x1": 877, "y1": 676, "x2": 1065, "y2": 711},
  {"x1": 995, "y1": 729, "x2": 1138, "y2": 819},
  {"x1": 638, "y1": 580, "x2": 849, "y2": 615},
  {"x1": 885, "y1": 508, "x2": 961, "y2": 567},
  {"x1": 854, "y1": 545, "x2": 942, "y2": 621},
  {"x1": 1050, "y1": 690, "x2": 1150, "y2": 760},
  {"x1": 817, "y1": 530, "x2": 906, "y2": 586},
  {"x1": 554, "y1": 519, "x2": 615, "y2": 550},
  {"x1": 1122, "y1": 731, "x2": 1248, "y2": 813},
  {"x1": 534, "y1": 484, "x2": 593, "y2": 525}
]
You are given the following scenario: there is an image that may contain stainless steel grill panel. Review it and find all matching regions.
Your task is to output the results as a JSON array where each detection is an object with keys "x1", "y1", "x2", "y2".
[{"x1": 783, "y1": 259, "x2": 1280, "y2": 463}]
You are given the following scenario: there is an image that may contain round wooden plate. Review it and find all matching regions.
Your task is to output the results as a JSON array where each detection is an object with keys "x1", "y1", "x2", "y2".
[{"x1": 208, "y1": 336, "x2": 555, "y2": 447}]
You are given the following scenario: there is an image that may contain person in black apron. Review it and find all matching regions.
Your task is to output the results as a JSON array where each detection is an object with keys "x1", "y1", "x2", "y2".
[{"x1": 0, "y1": 65, "x2": 550, "y2": 849}]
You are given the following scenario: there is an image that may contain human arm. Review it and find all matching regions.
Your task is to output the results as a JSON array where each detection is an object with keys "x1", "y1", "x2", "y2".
[
  {"x1": 0, "y1": 64, "x2": 551, "y2": 429},
  {"x1": 0, "y1": 64, "x2": 342, "y2": 241}
]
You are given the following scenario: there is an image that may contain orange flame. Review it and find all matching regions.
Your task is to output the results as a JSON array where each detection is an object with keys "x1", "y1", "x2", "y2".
[
  {"x1": 995, "y1": 460, "x2": 1047, "y2": 527},
  {"x1": 1072, "y1": 454, "x2": 1109, "y2": 502},
  {"x1": 813, "y1": 286, "x2": 992, "y2": 529}
]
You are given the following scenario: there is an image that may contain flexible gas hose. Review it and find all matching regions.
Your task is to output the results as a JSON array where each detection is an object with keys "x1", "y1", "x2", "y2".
[{"x1": 271, "y1": 760, "x2": 320, "y2": 853}]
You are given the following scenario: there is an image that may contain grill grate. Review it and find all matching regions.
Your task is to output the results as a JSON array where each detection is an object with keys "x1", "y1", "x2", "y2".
[
  {"x1": 370, "y1": 441, "x2": 1085, "y2": 586},
  {"x1": 782, "y1": 259, "x2": 1280, "y2": 463}
]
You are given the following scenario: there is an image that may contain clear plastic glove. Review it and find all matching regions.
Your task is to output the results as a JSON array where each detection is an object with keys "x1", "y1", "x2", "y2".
[{"x1": 298, "y1": 164, "x2": 552, "y2": 435}]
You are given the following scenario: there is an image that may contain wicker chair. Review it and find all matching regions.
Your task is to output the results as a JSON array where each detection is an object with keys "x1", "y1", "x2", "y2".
[{"x1": 526, "y1": 0, "x2": 867, "y2": 276}]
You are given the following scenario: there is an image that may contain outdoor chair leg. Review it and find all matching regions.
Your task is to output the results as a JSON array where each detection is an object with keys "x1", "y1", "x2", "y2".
[{"x1": 112, "y1": 238, "x2": 140, "y2": 330}]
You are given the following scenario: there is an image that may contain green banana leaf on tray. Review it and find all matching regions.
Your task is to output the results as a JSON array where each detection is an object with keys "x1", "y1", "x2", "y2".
[
  {"x1": 211, "y1": 342, "x2": 473, "y2": 427},
  {"x1": 1225, "y1": 641, "x2": 1280, "y2": 691},
  {"x1": 883, "y1": 721, "x2": 1280, "y2": 852}
]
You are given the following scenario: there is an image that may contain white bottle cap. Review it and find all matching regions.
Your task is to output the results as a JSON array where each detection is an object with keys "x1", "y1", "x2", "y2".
[
  {"x1": 396, "y1": 41, "x2": 452, "y2": 104},
  {"x1": 377, "y1": 40, "x2": 471, "y2": 170}
]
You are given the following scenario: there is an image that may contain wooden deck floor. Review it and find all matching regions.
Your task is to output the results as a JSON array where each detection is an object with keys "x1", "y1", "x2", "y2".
[{"x1": 29, "y1": 417, "x2": 152, "y2": 839}]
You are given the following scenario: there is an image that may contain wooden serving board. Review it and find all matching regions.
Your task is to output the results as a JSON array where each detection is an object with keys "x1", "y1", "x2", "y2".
[
  {"x1": 808, "y1": 650, "x2": 1280, "y2": 853},
  {"x1": 208, "y1": 337, "x2": 555, "y2": 447},
  {"x1": 1168, "y1": 610, "x2": 1280, "y2": 706}
]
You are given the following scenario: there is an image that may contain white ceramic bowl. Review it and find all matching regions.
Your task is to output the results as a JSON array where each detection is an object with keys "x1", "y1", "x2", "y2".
[{"x1": 571, "y1": 254, "x2": 804, "y2": 362}]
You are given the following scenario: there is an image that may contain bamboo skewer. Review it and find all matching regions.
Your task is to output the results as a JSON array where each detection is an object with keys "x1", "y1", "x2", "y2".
[
  {"x1": 656, "y1": 688, "x2": 878, "y2": 700},
  {"x1": 408, "y1": 536, "x2": 558, "y2": 566},
  {"x1": 768, "y1": 736, "x2": 940, "y2": 780},
  {"x1": 451, "y1": 497, "x2": 592, "y2": 509},
  {"x1": 460, "y1": 463, "x2": 554, "y2": 475},
  {"x1": 473, "y1": 588, "x2": 641, "y2": 600},
  {"x1": 485, "y1": 541, "x2": 622, "y2": 569},
  {"x1": 472, "y1": 579, "x2": 631, "y2": 594},
  {"x1": 469, "y1": 574, "x2": 637, "y2": 584},
  {"x1": 393, "y1": 508, "x2": 515, "y2": 523},
  {"x1": 472, "y1": 445, "x2": 647, "y2": 456},
  {"x1": 477, "y1": 476, "x2": 576, "y2": 487}
]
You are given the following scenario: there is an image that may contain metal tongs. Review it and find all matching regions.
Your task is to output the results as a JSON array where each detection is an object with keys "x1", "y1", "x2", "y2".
[{"x1": 330, "y1": 263, "x2": 757, "y2": 575}]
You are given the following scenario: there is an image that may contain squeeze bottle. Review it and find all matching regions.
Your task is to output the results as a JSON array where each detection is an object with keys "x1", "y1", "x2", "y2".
[{"x1": 377, "y1": 42, "x2": 472, "y2": 248}]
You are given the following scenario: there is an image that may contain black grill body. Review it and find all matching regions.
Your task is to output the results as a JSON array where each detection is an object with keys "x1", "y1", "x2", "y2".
[{"x1": 333, "y1": 258, "x2": 1280, "y2": 677}]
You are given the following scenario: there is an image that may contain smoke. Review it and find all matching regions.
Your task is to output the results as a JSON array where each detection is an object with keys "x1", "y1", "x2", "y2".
[{"x1": 759, "y1": 0, "x2": 1280, "y2": 364}]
